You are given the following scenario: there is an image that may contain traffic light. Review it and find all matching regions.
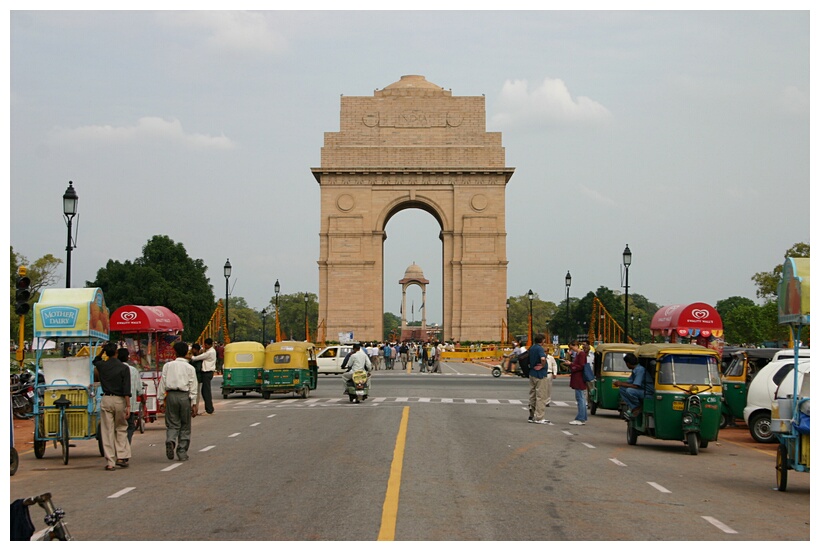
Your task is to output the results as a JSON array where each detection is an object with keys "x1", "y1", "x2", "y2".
[{"x1": 15, "y1": 267, "x2": 31, "y2": 316}]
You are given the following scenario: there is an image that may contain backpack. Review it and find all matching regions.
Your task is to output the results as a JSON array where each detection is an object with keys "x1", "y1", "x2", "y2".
[{"x1": 518, "y1": 351, "x2": 531, "y2": 377}]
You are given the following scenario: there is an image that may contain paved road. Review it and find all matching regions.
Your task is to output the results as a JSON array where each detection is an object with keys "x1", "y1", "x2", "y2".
[{"x1": 11, "y1": 363, "x2": 810, "y2": 541}]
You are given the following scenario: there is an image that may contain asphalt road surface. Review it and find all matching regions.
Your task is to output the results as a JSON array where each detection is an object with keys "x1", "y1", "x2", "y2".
[{"x1": 10, "y1": 362, "x2": 811, "y2": 541}]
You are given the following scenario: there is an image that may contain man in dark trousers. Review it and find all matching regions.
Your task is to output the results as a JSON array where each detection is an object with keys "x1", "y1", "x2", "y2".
[
  {"x1": 157, "y1": 341, "x2": 198, "y2": 461},
  {"x1": 93, "y1": 342, "x2": 131, "y2": 471},
  {"x1": 191, "y1": 338, "x2": 216, "y2": 414}
]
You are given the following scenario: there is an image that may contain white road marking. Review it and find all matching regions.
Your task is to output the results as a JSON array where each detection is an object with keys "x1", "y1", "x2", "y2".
[
  {"x1": 562, "y1": 430, "x2": 574, "y2": 436},
  {"x1": 231, "y1": 400, "x2": 256, "y2": 406},
  {"x1": 465, "y1": 399, "x2": 477, "y2": 403},
  {"x1": 418, "y1": 398, "x2": 431, "y2": 402},
  {"x1": 486, "y1": 399, "x2": 500, "y2": 404},
  {"x1": 266, "y1": 413, "x2": 277, "y2": 418},
  {"x1": 372, "y1": 397, "x2": 386, "y2": 402},
  {"x1": 508, "y1": 399, "x2": 523, "y2": 404},
  {"x1": 250, "y1": 422, "x2": 260, "y2": 427},
  {"x1": 228, "y1": 432, "x2": 241, "y2": 438},
  {"x1": 162, "y1": 463, "x2": 183, "y2": 471},
  {"x1": 647, "y1": 482, "x2": 671, "y2": 493},
  {"x1": 609, "y1": 458, "x2": 628, "y2": 467},
  {"x1": 108, "y1": 487, "x2": 135, "y2": 498},
  {"x1": 702, "y1": 516, "x2": 738, "y2": 534},
  {"x1": 582, "y1": 442, "x2": 596, "y2": 449},
  {"x1": 441, "y1": 398, "x2": 453, "y2": 403},
  {"x1": 199, "y1": 445, "x2": 215, "y2": 452}
]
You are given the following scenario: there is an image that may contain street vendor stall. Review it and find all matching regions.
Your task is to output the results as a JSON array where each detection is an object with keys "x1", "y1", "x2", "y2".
[
  {"x1": 32, "y1": 287, "x2": 109, "y2": 464},
  {"x1": 649, "y1": 302, "x2": 725, "y2": 356},
  {"x1": 109, "y1": 305, "x2": 184, "y2": 427},
  {"x1": 773, "y1": 257, "x2": 810, "y2": 491}
]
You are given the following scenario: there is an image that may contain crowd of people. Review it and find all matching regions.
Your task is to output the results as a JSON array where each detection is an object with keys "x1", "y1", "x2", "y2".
[{"x1": 355, "y1": 340, "x2": 453, "y2": 373}]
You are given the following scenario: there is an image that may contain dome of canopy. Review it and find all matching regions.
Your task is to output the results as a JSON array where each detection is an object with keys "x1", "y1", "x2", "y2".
[{"x1": 400, "y1": 262, "x2": 429, "y2": 284}]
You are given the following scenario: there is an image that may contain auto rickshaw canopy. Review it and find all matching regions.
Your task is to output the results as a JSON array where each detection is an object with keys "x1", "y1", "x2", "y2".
[
  {"x1": 109, "y1": 305, "x2": 184, "y2": 333},
  {"x1": 635, "y1": 342, "x2": 719, "y2": 358},
  {"x1": 33, "y1": 287, "x2": 109, "y2": 340},
  {"x1": 649, "y1": 302, "x2": 723, "y2": 339}
]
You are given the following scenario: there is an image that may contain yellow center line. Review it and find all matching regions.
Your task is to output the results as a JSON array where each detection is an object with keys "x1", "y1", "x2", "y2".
[{"x1": 378, "y1": 406, "x2": 409, "y2": 541}]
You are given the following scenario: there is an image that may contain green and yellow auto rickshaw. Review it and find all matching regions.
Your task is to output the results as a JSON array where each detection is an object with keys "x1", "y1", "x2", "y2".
[
  {"x1": 719, "y1": 348, "x2": 777, "y2": 428},
  {"x1": 221, "y1": 341, "x2": 265, "y2": 399},
  {"x1": 260, "y1": 341, "x2": 318, "y2": 399},
  {"x1": 625, "y1": 343, "x2": 723, "y2": 455},
  {"x1": 589, "y1": 343, "x2": 639, "y2": 415}
]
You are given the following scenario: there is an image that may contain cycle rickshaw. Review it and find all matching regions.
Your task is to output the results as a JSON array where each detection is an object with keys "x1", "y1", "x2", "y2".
[
  {"x1": 31, "y1": 288, "x2": 109, "y2": 464},
  {"x1": 772, "y1": 257, "x2": 810, "y2": 491}
]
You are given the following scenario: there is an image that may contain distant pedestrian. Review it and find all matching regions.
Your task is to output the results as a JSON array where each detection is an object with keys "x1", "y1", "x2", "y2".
[
  {"x1": 564, "y1": 341, "x2": 588, "y2": 426},
  {"x1": 545, "y1": 346, "x2": 558, "y2": 407},
  {"x1": 527, "y1": 335, "x2": 550, "y2": 424},
  {"x1": 157, "y1": 341, "x2": 197, "y2": 461},
  {"x1": 118, "y1": 348, "x2": 143, "y2": 445},
  {"x1": 191, "y1": 338, "x2": 216, "y2": 414}
]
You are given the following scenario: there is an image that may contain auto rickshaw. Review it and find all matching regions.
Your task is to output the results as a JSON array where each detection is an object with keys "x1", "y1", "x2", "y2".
[
  {"x1": 221, "y1": 341, "x2": 265, "y2": 399},
  {"x1": 589, "y1": 343, "x2": 639, "y2": 415},
  {"x1": 624, "y1": 343, "x2": 722, "y2": 455},
  {"x1": 719, "y1": 348, "x2": 777, "y2": 428},
  {"x1": 260, "y1": 341, "x2": 318, "y2": 399},
  {"x1": 31, "y1": 288, "x2": 108, "y2": 464}
]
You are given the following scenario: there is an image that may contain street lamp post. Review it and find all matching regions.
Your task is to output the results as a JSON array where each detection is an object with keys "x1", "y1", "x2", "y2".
[
  {"x1": 304, "y1": 293, "x2": 310, "y2": 342},
  {"x1": 506, "y1": 299, "x2": 510, "y2": 345},
  {"x1": 565, "y1": 271, "x2": 572, "y2": 344},
  {"x1": 223, "y1": 260, "x2": 231, "y2": 342},
  {"x1": 623, "y1": 244, "x2": 632, "y2": 343},
  {"x1": 274, "y1": 279, "x2": 281, "y2": 342},
  {"x1": 638, "y1": 316, "x2": 643, "y2": 344},
  {"x1": 261, "y1": 307, "x2": 268, "y2": 344},
  {"x1": 599, "y1": 313, "x2": 604, "y2": 343},
  {"x1": 232, "y1": 319, "x2": 237, "y2": 342},
  {"x1": 527, "y1": 289, "x2": 534, "y2": 347},
  {"x1": 62, "y1": 182, "x2": 79, "y2": 288}
]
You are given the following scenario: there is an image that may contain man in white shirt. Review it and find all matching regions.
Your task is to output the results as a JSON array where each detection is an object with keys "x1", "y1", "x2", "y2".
[
  {"x1": 342, "y1": 343, "x2": 372, "y2": 390},
  {"x1": 191, "y1": 338, "x2": 217, "y2": 414},
  {"x1": 157, "y1": 341, "x2": 197, "y2": 461},
  {"x1": 545, "y1": 346, "x2": 559, "y2": 406}
]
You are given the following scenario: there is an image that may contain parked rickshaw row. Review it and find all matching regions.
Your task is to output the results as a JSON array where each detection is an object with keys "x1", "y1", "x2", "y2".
[{"x1": 221, "y1": 341, "x2": 318, "y2": 400}]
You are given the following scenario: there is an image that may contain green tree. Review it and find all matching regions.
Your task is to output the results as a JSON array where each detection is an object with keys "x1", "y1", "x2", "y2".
[
  {"x1": 751, "y1": 242, "x2": 809, "y2": 300},
  {"x1": 383, "y1": 312, "x2": 401, "y2": 341},
  {"x1": 270, "y1": 292, "x2": 317, "y2": 341},
  {"x1": 88, "y1": 235, "x2": 215, "y2": 341},
  {"x1": 723, "y1": 304, "x2": 764, "y2": 345},
  {"x1": 715, "y1": 296, "x2": 756, "y2": 323}
]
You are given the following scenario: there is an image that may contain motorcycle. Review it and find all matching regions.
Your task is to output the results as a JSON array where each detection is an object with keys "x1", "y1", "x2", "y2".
[
  {"x1": 345, "y1": 369, "x2": 370, "y2": 403},
  {"x1": 11, "y1": 370, "x2": 37, "y2": 419},
  {"x1": 11, "y1": 492, "x2": 72, "y2": 541},
  {"x1": 492, "y1": 354, "x2": 529, "y2": 378}
]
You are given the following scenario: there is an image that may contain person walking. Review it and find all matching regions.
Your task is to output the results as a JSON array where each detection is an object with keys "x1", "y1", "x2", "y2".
[
  {"x1": 564, "y1": 341, "x2": 588, "y2": 425},
  {"x1": 92, "y1": 342, "x2": 131, "y2": 471},
  {"x1": 545, "y1": 346, "x2": 558, "y2": 407},
  {"x1": 157, "y1": 341, "x2": 198, "y2": 461},
  {"x1": 188, "y1": 343, "x2": 204, "y2": 412},
  {"x1": 118, "y1": 348, "x2": 144, "y2": 446},
  {"x1": 527, "y1": 335, "x2": 550, "y2": 424},
  {"x1": 191, "y1": 338, "x2": 216, "y2": 414}
]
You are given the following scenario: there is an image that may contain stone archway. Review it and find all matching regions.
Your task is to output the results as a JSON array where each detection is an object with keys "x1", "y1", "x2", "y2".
[{"x1": 312, "y1": 75, "x2": 514, "y2": 342}]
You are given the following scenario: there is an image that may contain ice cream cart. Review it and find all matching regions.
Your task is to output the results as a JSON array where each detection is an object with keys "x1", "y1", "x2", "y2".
[
  {"x1": 31, "y1": 288, "x2": 108, "y2": 464},
  {"x1": 109, "y1": 305, "x2": 184, "y2": 426}
]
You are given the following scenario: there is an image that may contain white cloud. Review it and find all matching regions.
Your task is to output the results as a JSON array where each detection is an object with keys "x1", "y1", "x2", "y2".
[
  {"x1": 47, "y1": 117, "x2": 237, "y2": 150},
  {"x1": 157, "y1": 11, "x2": 287, "y2": 55},
  {"x1": 578, "y1": 184, "x2": 617, "y2": 206},
  {"x1": 491, "y1": 77, "x2": 611, "y2": 128}
]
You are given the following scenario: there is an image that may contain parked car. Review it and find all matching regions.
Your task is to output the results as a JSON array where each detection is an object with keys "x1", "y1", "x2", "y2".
[
  {"x1": 316, "y1": 345, "x2": 353, "y2": 375},
  {"x1": 742, "y1": 358, "x2": 810, "y2": 443}
]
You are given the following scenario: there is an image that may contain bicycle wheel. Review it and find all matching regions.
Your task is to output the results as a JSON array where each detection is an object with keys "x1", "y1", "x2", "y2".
[{"x1": 60, "y1": 414, "x2": 70, "y2": 465}]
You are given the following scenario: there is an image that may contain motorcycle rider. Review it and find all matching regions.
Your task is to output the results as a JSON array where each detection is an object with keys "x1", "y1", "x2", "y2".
[{"x1": 341, "y1": 342, "x2": 372, "y2": 393}]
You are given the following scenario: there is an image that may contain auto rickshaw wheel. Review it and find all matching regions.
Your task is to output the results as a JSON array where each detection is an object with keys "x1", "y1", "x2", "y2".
[
  {"x1": 626, "y1": 424, "x2": 638, "y2": 446},
  {"x1": 262, "y1": 391, "x2": 271, "y2": 400},
  {"x1": 776, "y1": 443, "x2": 788, "y2": 492},
  {"x1": 60, "y1": 415, "x2": 70, "y2": 465},
  {"x1": 300, "y1": 386, "x2": 309, "y2": 399},
  {"x1": 222, "y1": 391, "x2": 229, "y2": 399},
  {"x1": 590, "y1": 402, "x2": 598, "y2": 415},
  {"x1": 686, "y1": 432, "x2": 700, "y2": 455},
  {"x1": 719, "y1": 412, "x2": 731, "y2": 429}
]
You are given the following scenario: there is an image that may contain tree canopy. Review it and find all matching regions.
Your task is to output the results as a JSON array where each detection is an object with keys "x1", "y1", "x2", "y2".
[
  {"x1": 751, "y1": 242, "x2": 809, "y2": 300},
  {"x1": 88, "y1": 235, "x2": 215, "y2": 341}
]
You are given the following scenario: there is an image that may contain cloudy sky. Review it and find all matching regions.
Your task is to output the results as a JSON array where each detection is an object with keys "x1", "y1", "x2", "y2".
[{"x1": 6, "y1": 6, "x2": 812, "y2": 328}]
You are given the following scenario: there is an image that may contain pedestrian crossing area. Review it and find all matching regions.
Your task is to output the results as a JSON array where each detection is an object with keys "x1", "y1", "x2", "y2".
[{"x1": 225, "y1": 397, "x2": 574, "y2": 408}]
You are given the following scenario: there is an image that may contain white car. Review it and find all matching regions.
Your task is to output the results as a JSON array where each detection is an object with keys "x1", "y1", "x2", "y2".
[
  {"x1": 743, "y1": 357, "x2": 810, "y2": 443},
  {"x1": 316, "y1": 345, "x2": 353, "y2": 375}
]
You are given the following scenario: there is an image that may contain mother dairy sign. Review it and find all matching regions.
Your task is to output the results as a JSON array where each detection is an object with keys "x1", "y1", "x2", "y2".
[{"x1": 34, "y1": 287, "x2": 110, "y2": 340}]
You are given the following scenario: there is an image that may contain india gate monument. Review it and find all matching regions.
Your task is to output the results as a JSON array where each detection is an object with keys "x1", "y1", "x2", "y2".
[{"x1": 312, "y1": 75, "x2": 514, "y2": 342}]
